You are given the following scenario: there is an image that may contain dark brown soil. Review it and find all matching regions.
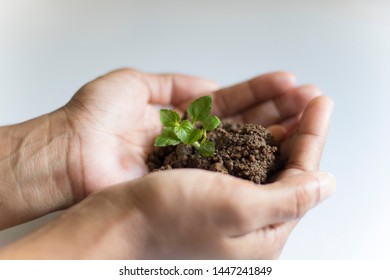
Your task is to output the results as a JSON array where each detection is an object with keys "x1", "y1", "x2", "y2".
[{"x1": 147, "y1": 122, "x2": 283, "y2": 184}]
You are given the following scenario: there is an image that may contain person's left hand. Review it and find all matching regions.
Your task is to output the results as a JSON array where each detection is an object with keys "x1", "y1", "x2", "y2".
[
  {"x1": 0, "y1": 167, "x2": 336, "y2": 260},
  {"x1": 62, "y1": 69, "x2": 219, "y2": 194},
  {"x1": 62, "y1": 68, "x2": 317, "y2": 196}
]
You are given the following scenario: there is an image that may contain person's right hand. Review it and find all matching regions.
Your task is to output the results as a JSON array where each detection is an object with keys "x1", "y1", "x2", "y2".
[{"x1": 0, "y1": 168, "x2": 335, "y2": 260}]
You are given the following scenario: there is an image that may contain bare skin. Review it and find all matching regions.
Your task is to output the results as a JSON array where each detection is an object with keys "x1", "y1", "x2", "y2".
[{"x1": 0, "y1": 69, "x2": 335, "y2": 259}]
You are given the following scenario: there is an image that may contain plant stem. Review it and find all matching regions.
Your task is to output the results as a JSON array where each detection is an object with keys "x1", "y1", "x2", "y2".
[{"x1": 192, "y1": 142, "x2": 200, "y2": 149}]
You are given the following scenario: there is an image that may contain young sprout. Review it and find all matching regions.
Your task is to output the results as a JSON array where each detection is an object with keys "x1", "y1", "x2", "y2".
[{"x1": 154, "y1": 95, "x2": 220, "y2": 157}]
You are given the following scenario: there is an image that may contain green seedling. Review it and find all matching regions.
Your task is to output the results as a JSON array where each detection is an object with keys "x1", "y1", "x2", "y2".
[{"x1": 154, "y1": 95, "x2": 220, "y2": 157}]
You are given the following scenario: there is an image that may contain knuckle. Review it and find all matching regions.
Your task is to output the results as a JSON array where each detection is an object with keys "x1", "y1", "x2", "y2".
[
  {"x1": 291, "y1": 183, "x2": 317, "y2": 219},
  {"x1": 212, "y1": 92, "x2": 229, "y2": 117},
  {"x1": 212, "y1": 189, "x2": 247, "y2": 233}
]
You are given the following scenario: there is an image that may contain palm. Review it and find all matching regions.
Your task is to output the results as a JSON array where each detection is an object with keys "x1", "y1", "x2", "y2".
[
  {"x1": 65, "y1": 85, "x2": 154, "y2": 194},
  {"x1": 72, "y1": 104, "x2": 160, "y2": 194},
  {"x1": 64, "y1": 70, "x2": 218, "y2": 194}
]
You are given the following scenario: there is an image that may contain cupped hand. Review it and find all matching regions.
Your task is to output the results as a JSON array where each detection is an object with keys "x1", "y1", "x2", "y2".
[
  {"x1": 62, "y1": 69, "x2": 322, "y2": 197},
  {"x1": 0, "y1": 167, "x2": 335, "y2": 259},
  {"x1": 122, "y1": 168, "x2": 335, "y2": 259},
  {"x1": 63, "y1": 69, "x2": 219, "y2": 194}
]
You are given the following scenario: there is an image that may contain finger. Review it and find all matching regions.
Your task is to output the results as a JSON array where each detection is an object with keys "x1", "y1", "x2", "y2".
[
  {"x1": 264, "y1": 172, "x2": 336, "y2": 223},
  {"x1": 211, "y1": 72, "x2": 296, "y2": 117},
  {"x1": 278, "y1": 114, "x2": 301, "y2": 138},
  {"x1": 102, "y1": 68, "x2": 219, "y2": 106},
  {"x1": 153, "y1": 73, "x2": 220, "y2": 107},
  {"x1": 238, "y1": 84, "x2": 321, "y2": 127},
  {"x1": 226, "y1": 220, "x2": 296, "y2": 259},
  {"x1": 286, "y1": 96, "x2": 334, "y2": 171},
  {"x1": 212, "y1": 171, "x2": 336, "y2": 237},
  {"x1": 267, "y1": 125, "x2": 287, "y2": 143}
]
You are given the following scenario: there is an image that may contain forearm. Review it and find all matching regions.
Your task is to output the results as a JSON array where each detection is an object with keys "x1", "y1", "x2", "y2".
[
  {"x1": 0, "y1": 109, "x2": 83, "y2": 229},
  {"x1": 0, "y1": 184, "x2": 143, "y2": 259}
]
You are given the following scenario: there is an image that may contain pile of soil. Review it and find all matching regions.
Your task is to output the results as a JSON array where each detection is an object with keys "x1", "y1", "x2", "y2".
[{"x1": 147, "y1": 122, "x2": 283, "y2": 184}]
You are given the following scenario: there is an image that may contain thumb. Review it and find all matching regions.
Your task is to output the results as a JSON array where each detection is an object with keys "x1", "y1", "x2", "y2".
[
  {"x1": 195, "y1": 170, "x2": 336, "y2": 237},
  {"x1": 151, "y1": 73, "x2": 219, "y2": 108},
  {"x1": 99, "y1": 68, "x2": 219, "y2": 107},
  {"x1": 262, "y1": 171, "x2": 337, "y2": 223}
]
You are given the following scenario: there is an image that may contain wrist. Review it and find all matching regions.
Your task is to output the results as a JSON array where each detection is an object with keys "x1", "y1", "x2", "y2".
[{"x1": 0, "y1": 109, "x2": 83, "y2": 229}]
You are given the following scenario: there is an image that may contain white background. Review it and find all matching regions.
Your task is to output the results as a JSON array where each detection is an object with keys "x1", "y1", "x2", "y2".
[{"x1": 1, "y1": 0, "x2": 389, "y2": 259}]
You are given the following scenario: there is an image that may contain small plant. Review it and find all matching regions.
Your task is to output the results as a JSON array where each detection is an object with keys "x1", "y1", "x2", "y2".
[{"x1": 154, "y1": 95, "x2": 220, "y2": 157}]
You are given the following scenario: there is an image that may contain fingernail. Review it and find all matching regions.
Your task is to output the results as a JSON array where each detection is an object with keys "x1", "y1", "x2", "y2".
[{"x1": 319, "y1": 172, "x2": 337, "y2": 202}]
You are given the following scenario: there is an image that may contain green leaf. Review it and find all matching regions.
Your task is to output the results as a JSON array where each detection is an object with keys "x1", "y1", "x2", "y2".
[
  {"x1": 197, "y1": 140, "x2": 215, "y2": 157},
  {"x1": 187, "y1": 95, "x2": 212, "y2": 123},
  {"x1": 201, "y1": 115, "x2": 220, "y2": 131},
  {"x1": 154, "y1": 127, "x2": 181, "y2": 146},
  {"x1": 160, "y1": 109, "x2": 180, "y2": 127},
  {"x1": 173, "y1": 120, "x2": 193, "y2": 144},
  {"x1": 187, "y1": 128, "x2": 203, "y2": 144},
  {"x1": 154, "y1": 95, "x2": 219, "y2": 158}
]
